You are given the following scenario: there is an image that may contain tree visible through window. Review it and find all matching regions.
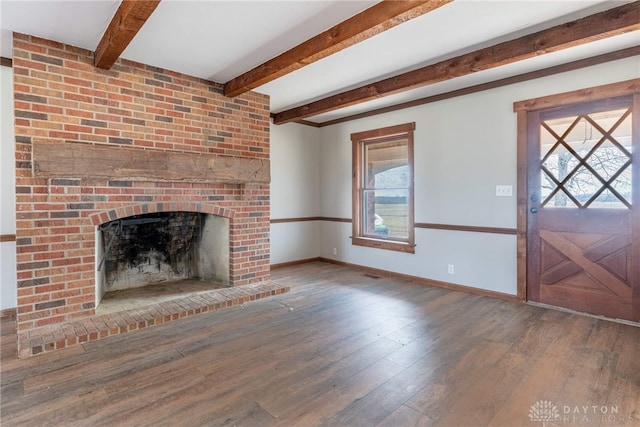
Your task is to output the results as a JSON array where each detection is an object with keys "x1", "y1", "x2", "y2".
[
  {"x1": 351, "y1": 123, "x2": 415, "y2": 253},
  {"x1": 540, "y1": 107, "x2": 632, "y2": 208}
]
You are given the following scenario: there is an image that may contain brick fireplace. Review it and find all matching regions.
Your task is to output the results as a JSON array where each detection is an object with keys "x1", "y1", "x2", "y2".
[{"x1": 12, "y1": 33, "x2": 272, "y2": 355}]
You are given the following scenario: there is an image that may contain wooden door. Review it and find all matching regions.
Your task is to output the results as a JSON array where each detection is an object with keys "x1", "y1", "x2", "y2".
[{"x1": 527, "y1": 95, "x2": 639, "y2": 322}]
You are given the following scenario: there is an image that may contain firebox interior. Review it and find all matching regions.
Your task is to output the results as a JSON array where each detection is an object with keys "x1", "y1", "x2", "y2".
[{"x1": 95, "y1": 212, "x2": 230, "y2": 311}]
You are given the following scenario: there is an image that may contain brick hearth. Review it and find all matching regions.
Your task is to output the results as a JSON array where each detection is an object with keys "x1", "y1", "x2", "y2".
[{"x1": 18, "y1": 281, "x2": 289, "y2": 358}]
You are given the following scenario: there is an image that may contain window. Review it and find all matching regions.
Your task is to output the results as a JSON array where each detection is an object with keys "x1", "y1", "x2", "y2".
[
  {"x1": 351, "y1": 122, "x2": 415, "y2": 253},
  {"x1": 540, "y1": 103, "x2": 632, "y2": 209}
]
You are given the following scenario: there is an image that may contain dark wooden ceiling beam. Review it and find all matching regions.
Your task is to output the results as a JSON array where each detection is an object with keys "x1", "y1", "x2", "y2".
[
  {"x1": 94, "y1": 0, "x2": 161, "y2": 69},
  {"x1": 273, "y1": 1, "x2": 640, "y2": 124},
  {"x1": 308, "y1": 45, "x2": 640, "y2": 127},
  {"x1": 223, "y1": 0, "x2": 452, "y2": 98}
]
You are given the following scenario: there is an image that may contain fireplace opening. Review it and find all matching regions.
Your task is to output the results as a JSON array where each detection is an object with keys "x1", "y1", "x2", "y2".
[{"x1": 95, "y1": 212, "x2": 230, "y2": 313}]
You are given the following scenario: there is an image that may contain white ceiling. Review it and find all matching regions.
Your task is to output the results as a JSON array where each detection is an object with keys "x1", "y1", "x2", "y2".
[{"x1": 1, "y1": 0, "x2": 638, "y2": 124}]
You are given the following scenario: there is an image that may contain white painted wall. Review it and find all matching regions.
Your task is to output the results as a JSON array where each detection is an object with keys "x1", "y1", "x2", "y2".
[
  {"x1": 0, "y1": 64, "x2": 16, "y2": 310},
  {"x1": 270, "y1": 122, "x2": 320, "y2": 264},
  {"x1": 315, "y1": 56, "x2": 640, "y2": 295}
]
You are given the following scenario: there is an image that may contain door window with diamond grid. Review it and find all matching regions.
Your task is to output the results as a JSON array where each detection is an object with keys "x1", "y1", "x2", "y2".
[
  {"x1": 522, "y1": 87, "x2": 639, "y2": 322},
  {"x1": 540, "y1": 107, "x2": 632, "y2": 209}
]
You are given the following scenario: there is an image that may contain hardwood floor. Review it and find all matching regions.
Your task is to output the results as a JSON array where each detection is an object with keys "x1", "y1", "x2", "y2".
[{"x1": 1, "y1": 261, "x2": 639, "y2": 426}]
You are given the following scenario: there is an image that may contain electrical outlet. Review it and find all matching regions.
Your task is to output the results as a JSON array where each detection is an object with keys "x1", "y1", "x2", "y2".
[
  {"x1": 448, "y1": 264, "x2": 454, "y2": 275},
  {"x1": 332, "y1": 247, "x2": 337, "y2": 256}
]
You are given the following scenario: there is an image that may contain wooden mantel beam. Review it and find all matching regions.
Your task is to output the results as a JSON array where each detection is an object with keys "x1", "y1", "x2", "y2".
[
  {"x1": 95, "y1": 0, "x2": 161, "y2": 69},
  {"x1": 33, "y1": 142, "x2": 270, "y2": 184},
  {"x1": 223, "y1": 0, "x2": 452, "y2": 98},
  {"x1": 272, "y1": 1, "x2": 640, "y2": 124}
]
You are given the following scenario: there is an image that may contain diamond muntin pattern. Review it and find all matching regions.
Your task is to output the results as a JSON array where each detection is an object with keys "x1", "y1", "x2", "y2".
[{"x1": 540, "y1": 108, "x2": 632, "y2": 209}]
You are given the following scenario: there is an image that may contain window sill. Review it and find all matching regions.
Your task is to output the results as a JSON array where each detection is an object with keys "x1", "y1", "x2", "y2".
[{"x1": 352, "y1": 236, "x2": 415, "y2": 254}]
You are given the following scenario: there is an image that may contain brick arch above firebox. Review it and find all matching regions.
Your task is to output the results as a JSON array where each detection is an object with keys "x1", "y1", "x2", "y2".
[{"x1": 89, "y1": 203, "x2": 238, "y2": 226}]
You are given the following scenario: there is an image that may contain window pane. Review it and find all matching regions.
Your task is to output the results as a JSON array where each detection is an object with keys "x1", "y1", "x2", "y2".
[
  {"x1": 364, "y1": 140, "x2": 408, "y2": 189},
  {"x1": 545, "y1": 189, "x2": 579, "y2": 208},
  {"x1": 363, "y1": 189, "x2": 409, "y2": 239},
  {"x1": 611, "y1": 164, "x2": 632, "y2": 206},
  {"x1": 540, "y1": 108, "x2": 632, "y2": 209}
]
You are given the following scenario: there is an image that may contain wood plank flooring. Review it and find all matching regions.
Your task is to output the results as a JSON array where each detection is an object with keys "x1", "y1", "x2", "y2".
[{"x1": 1, "y1": 261, "x2": 639, "y2": 426}]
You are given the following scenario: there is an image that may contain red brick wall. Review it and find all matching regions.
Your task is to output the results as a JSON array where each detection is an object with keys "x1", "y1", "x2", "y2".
[{"x1": 12, "y1": 33, "x2": 271, "y2": 333}]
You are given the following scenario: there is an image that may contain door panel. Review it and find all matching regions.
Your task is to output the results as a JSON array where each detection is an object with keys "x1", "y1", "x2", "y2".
[{"x1": 527, "y1": 95, "x2": 638, "y2": 322}]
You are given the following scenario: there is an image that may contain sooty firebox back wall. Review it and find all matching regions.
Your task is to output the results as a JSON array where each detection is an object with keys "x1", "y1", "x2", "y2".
[{"x1": 100, "y1": 212, "x2": 210, "y2": 291}]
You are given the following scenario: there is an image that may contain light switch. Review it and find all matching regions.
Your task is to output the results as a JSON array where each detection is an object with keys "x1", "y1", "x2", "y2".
[{"x1": 496, "y1": 185, "x2": 513, "y2": 197}]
